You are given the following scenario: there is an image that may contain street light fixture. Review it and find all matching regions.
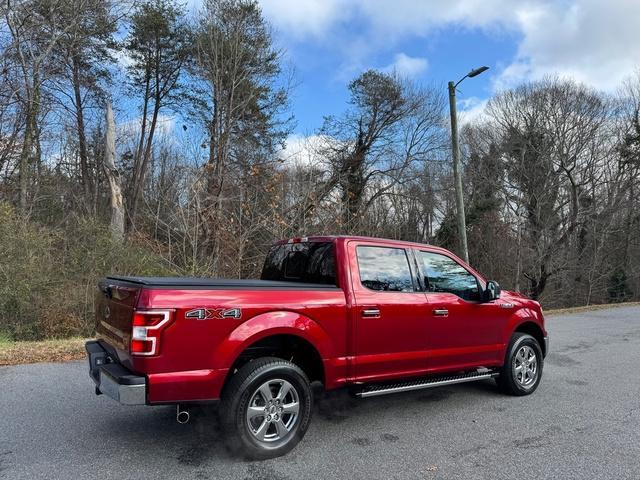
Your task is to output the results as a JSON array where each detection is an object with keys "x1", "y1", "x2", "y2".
[
  {"x1": 447, "y1": 66, "x2": 489, "y2": 265},
  {"x1": 467, "y1": 66, "x2": 489, "y2": 78}
]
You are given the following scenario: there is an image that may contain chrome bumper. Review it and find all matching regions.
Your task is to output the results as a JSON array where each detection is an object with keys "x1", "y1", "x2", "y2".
[
  {"x1": 86, "y1": 341, "x2": 147, "y2": 405},
  {"x1": 97, "y1": 364, "x2": 146, "y2": 405}
]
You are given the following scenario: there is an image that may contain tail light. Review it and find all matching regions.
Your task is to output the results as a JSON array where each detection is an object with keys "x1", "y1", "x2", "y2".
[{"x1": 131, "y1": 310, "x2": 174, "y2": 356}]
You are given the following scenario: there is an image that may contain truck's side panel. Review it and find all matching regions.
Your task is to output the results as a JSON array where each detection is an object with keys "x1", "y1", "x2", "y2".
[
  {"x1": 213, "y1": 310, "x2": 349, "y2": 390},
  {"x1": 133, "y1": 288, "x2": 347, "y2": 402}
]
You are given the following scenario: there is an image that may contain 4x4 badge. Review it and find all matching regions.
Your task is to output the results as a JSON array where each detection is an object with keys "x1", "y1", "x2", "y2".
[{"x1": 185, "y1": 308, "x2": 242, "y2": 320}]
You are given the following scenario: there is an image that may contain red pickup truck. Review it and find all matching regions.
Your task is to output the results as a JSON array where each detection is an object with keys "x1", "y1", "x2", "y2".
[{"x1": 86, "y1": 235, "x2": 548, "y2": 458}]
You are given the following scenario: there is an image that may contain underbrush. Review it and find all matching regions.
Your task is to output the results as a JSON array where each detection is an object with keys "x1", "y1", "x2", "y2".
[{"x1": 0, "y1": 203, "x2": 178, "y2": 341}]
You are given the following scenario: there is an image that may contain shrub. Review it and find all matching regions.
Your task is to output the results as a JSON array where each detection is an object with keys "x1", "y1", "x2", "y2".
[{"x1": 0, "y1": 203, "x2": 179, "y2": 340}]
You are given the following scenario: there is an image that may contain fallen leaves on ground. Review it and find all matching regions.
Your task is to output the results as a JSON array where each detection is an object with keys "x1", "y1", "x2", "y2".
[{"x1": 0, "y1": 338, "x2": 89, "y2": 366}]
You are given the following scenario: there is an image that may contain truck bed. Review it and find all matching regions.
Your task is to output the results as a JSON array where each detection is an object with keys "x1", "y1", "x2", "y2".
[{"x1": 106, "y1": 275, "x2": 340, "y2": 290}]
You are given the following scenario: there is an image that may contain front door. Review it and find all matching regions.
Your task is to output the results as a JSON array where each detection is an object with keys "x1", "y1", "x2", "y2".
[
  {"x1": 349, "y1": 241, "x2": 430, "y2": 382},
  {"x1": 415, "y1": 250, "x2": 508, "y2": 372}
]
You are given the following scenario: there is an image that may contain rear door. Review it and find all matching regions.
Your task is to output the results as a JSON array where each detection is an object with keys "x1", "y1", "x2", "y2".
[
  {"x1": 415, "y1": 250, "x2": 507, "y2": 371},
  {"x1": 349, "y1": 241, "x2": 431, "y2": 382}
]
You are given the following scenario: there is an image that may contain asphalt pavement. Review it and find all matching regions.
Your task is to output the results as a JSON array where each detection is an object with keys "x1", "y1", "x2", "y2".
[{"x1": 1, "y1": 305, "x2": 640, "y2": 479}]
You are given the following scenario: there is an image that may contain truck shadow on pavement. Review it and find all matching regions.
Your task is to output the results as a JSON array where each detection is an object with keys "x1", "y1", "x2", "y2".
[{"x1": 96, "y1": 379, "x2": 503, "y2": 468}]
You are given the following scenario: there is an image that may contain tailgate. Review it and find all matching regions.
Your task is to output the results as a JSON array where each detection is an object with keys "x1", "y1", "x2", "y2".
[{"x1": 95, "y1": 279, "x2": 141, "y2": 363}]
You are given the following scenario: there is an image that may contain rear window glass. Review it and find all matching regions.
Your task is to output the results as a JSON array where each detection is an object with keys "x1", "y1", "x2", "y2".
[
  {"x1": 356, "y1": 246, "x2": 414, "y2": 292},
  {"x1": 261, "y1": 242, "x2": 337, "y2": 285}
]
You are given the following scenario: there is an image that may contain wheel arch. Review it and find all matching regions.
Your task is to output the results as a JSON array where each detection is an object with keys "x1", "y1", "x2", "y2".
[
  {"x1": 228, "y1": 334, "x2": 324, "y2": 385},
  {"x1": 512, "y1": 320, "x2": 547, "y2": 356},
  {"x1": 215, "y1": 311, "x2": 331, "y2": 388}
]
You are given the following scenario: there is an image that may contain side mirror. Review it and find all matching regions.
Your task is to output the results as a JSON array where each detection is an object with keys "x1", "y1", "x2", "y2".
[{"x1": 483, "y1": 280, "x2": 501, "y2": 302}]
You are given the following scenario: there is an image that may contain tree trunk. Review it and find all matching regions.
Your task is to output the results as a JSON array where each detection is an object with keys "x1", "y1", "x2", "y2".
[
  {"x1": 340, "y1": 139, "x2": 367, "y2": 231},
  {"x1": 19, "y1": 81, "x2": 39, "y2": 213},
  {"x1": 104, "y1": 101, "x2": 124, "y2": 241},
  {"x1": 19, "y1": 110, "x2": 33, "y2": 213},
  {"x1": 514, "y1": 218, "x2": 522, "y2": 292},
  {"x1": 202, "y1": 98, "x2": 228, "y2": 271},
  {"x1": 127, "y1": 73, "x2": 151, "y2": 230},
  {"x1": 130, "y1": 97, "x2": 161, "y2": 226},
  {"x1": 72, "y1": 55, "x2": 93, "y2": 206}
]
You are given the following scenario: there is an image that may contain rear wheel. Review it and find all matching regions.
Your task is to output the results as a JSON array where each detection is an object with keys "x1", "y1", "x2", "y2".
[
  {"x1": 219, "y1": 357, "x2": 313, "y2": 459},
  {"x1": 497, "y1": 333, "x2": 543, "y2": 396}
]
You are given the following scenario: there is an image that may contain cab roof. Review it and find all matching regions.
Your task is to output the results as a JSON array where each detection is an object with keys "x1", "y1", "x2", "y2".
[{"x1": 274, "y1": 235, "x2": 433, "y2": 249}]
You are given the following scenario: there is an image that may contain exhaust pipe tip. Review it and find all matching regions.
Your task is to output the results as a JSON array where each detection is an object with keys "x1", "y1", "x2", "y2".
[{"x1": 176, "y1": 405, "x2": 190, "y2": 424}]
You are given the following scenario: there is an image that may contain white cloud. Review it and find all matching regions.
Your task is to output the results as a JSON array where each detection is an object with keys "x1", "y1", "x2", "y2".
[
  {"x1": 458, "y1": 97, "x2": 489, "y2": 125},
  {"x1": 258, "y1": 0, "x2": 640, "y2": 93},
  {"x1": 259, "y1": 0, "x2": 515, "y2": 40},
  {"x1": 353, "y1": 0, "x2": 515, "y2": 39},
  {"x1": 494, "y1": 0, "x2": 640, "y2": 92},
  {"x1": 278, "y1": 133, "x2": 351, "y2": 169},
  {"x1": 383, "y1": 53, "x2": 428, "y2": 78},
  {"x1": 111, "y1": 48, "x2": 135, "y2": 70},
  {"x1": 259, "y1": 0, "x2": 348, "y2": 38},
  {"x1": 118, "y1": 114, "x2": 176, "y2": 138},
  {"x1": 278, "y1": 134, "x2": 329, "y2": 167}
]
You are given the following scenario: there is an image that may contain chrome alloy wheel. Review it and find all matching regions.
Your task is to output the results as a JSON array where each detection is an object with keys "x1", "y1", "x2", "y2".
[
  {"x1": 513, "y1": 345, "x2": 538, "y2": 388},
  {"x1": 246, "y1": 379, "x2": 300, "y2": 443}
]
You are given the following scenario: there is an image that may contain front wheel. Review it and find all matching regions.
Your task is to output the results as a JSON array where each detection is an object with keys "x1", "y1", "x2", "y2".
[
  {"x1": 219, "y1": 357, "x2": 313, "y2": 459},
  {"x1": 497, "y1": 333, "x2": 543, "y2": 396}
]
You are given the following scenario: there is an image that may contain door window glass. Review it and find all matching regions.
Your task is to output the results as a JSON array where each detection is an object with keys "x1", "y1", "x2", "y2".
[
  {"x1": 357, "y1": 246, "x2": 414, "y2": 292},
  {"x1": 419, "y1": 251, "x2": 480, "y2": 301}
]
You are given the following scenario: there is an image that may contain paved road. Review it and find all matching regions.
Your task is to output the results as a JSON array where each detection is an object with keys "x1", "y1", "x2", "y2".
[{"x1": 1, "y1": 306, "x2": 640, "y2": 480}]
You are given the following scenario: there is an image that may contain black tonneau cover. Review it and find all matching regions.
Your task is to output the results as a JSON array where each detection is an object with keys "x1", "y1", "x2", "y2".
[{"x1": 105, "y1": 276, "x2": 339, "y2": 290}]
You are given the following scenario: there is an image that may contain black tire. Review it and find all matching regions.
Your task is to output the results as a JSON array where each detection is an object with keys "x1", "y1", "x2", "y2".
[
  {"x1": 219, "y1": 357, "x2": 313, "y2": 460},
  {"x1": 497, "y1": 332, "x2": 544, "y2": 396}
]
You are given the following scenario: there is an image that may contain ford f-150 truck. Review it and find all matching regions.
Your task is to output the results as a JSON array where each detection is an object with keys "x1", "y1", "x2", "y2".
[{"x1": 86, "y1": 235, "x2": 548, "y2": 459}]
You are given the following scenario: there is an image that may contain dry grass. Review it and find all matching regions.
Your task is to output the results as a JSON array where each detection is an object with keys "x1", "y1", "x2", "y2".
[
  {"x1": 0, "y1": 337, "x2": 89, "y2": 366},
  {"x1": 545, "y1": 301, "x2": 640, "y2": 316}
]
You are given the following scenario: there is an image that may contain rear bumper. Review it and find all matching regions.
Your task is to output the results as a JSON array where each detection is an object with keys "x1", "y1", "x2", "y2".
[{"x1": 86, "y1": 341, "x2": 146, "y2": 405}]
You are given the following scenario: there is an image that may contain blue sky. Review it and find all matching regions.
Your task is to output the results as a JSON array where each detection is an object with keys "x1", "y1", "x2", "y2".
[
  {"x1": 286, "y1": 25, "x2": 518, "y2": 134},
  {"x1": 175, "y1": 0, "x2": 640, "y2": 155}
]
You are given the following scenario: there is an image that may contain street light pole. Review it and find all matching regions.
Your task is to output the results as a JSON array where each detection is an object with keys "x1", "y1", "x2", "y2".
[
  {"x1": 448, "y1": 80, "x2": 468, "y2": 264},
  {"x1": 447, "y1": 66, "x2": 489, "y2": 265}
]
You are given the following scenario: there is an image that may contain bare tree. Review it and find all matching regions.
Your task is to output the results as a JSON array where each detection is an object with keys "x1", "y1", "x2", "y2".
[
  {"x1": 45, "y1": 0, "x2": 118, "y2": 210},
  {"x1": 193, "y1": 0, "x2": 291, "y2": 271},
  {"x1": 3, "y1": 0, "x2": 87, "y2": 212},
  {"x1": 316, "y1": 70, "x2": 445, "y2": 232},
  {"x1": 104, "y1": 100, "x2": 124, "y2": 240},
  {"x1": 486, "y1": 78, "x2": 615, "y2": 300},
  {"x1": 124, "y1": 0, "x2": 189, "y2": 229}
]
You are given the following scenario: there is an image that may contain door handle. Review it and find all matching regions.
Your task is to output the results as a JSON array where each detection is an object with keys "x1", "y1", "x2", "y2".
[
  {"x1": 362, "y1": 308, "x2": 381, "y2": 318},
  {"x1": 432, "y1": 308, "x2": 449, "y2": 317}
]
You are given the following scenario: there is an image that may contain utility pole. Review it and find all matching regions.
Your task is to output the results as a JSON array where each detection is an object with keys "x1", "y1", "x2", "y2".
[
  {"x1": 447, "y1": 66, "x2": 489, "y2": 265},
  {"x1": 448, "y1": 80, "x2": 468, "y2": 264}
]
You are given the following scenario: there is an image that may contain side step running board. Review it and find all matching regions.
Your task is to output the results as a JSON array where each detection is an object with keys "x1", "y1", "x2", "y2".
[{"x1": 356, "y1": 370, "x2": 499, "y2": 398}]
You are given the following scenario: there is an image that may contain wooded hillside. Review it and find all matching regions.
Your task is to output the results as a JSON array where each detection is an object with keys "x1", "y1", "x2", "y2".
[{"x1": 1, "y1": 0, "x2": 639, "y2": 340}]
